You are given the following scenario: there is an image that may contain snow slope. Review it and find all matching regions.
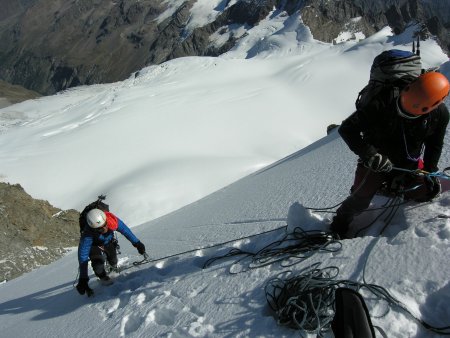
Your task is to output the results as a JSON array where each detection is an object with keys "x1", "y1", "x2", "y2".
[
  {"x1": 1, "y1": 123, "x2": 450, "y2": 338},
  {"x1": 0, "y1": 12, "x2": 450, "y2": 338}
]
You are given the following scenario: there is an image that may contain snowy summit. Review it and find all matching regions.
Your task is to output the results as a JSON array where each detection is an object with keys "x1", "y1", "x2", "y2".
[{"x1": 0, "y1": 8, "x2": 450, "y2": 338}]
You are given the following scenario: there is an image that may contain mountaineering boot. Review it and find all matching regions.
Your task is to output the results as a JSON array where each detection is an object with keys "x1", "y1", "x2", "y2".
[
  {"x1": 97, "y1": 270, "x2": 114, "y2": 285},
  {"x1": 99, "y1": 275, "x2": 114, "y2": 286},
  {"x1": 106, "y1": 262, "x2": 120, "y2": 274},
  {"x1": 108, "y1": 264, "x2": 121, "y2": 277},
  {"x1": 329, "y1": 216, "x2": 350, "y2": 240}
]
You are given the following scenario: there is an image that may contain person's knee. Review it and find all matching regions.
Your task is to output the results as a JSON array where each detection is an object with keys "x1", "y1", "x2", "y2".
[
  {"x1": 90, "y1": 253, "x2": 106, "y2": 277},
  {"x1": 340, "y1": 195, "x2": 371, "y2": 215},
  {"x1": 91, "y1": 261, "x2": 106, "y2": 277},
  {"x1": 105, "y1": 243, "x2": 118, "y2": 266},
  {"x1": 108, "y1": 255, "x2": 118, "y2": 266},
  {"x1": 351, "y1": 196, "x2": 371, "y2": 211}
]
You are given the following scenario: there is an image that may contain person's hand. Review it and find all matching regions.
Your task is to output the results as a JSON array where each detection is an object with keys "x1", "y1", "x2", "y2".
[
  {"x1": 76, "y1": 278, "x2": 94, "y2": 297},
  {"x1": 364, "y1": 153, "x2": 393, "y2": 172},
  {"x1": 134, "y1": 241, "x2": 146, "y2": 255}
]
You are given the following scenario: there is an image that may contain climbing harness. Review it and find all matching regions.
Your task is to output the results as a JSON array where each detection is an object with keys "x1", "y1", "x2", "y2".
[{"x1": 401, "y1": 121, "x2": 425, "y2": 162}]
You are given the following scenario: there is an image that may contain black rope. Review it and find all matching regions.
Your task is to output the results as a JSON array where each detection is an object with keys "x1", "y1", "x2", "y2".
[
  {"x1": 73, "y1": 226, "x2": 287, "y2": 279},
  {"x1": 265, "y1": 264, "x2": 450, "y2": 336},
  {"x1": 304, "y1": 163, "x2": 442, "y2": 216},
  {"x1": 203, "y1": 228, "x2": 341, "y2": 273},
  {"x1": 116, "y1": 225, "x2": 288, "y2": 272},
  {"x1": 73, "y1": 268, "x2": 80, "y2": 287},
  {"x1": 198, "y1": 189, "x2": 449, "y2": 336},
  {"x1": 354, "y1": 195, "x2": 403, "y2": 237},
  {"x1": 265, "y1": 264, "x2": 338, "y2": 336},
  {"x1": 303, "y1": 165, "x2": 372, "y2": 213}
]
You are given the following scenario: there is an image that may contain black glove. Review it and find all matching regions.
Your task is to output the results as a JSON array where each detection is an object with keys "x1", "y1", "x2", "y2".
[
  {"x1": 76, "y1": 277, "x2": 94, "y2": 297},
  {"x1": 363, "y1": 153, "x2": 393, "y2": 172},
  {"x1": 425, "y1": 176, "x2": 441, "y2": 201},
  {"x1": 134, "y1": 241, "x2": 146, "y2": 255}
]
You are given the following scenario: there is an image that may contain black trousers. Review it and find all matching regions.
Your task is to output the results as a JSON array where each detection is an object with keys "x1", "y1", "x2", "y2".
[
  {"x1": 89, "y1": 241, "x2": 118, "y2": 278},
  {"x1": 332, "y1": 163, "x2": 428, "y2": 235}
]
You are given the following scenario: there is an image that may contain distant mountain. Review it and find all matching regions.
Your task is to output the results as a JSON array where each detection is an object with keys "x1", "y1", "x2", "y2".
[{"x1": 0, "y1": 0, "x2": 448, "y2": 96}]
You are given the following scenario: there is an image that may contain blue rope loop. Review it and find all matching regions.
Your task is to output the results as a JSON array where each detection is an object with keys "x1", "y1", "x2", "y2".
[{"x1": 392, "y1": 166, "x2": 450, "y2": 180}]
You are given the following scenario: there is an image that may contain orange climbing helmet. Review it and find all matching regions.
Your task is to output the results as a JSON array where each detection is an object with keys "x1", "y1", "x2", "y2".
[{"x1": 399, "y1": 71, "x2": 450, "y2": 116}]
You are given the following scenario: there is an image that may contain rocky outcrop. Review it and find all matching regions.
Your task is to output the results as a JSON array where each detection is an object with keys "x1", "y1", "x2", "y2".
[
  {"x1": 0, "y1": 0, "x2": 448, "y2": 95},
  {"x1": 300, "y1": 1, "x2": 378, "y2": 43},
  {"x1": 300, "y1": 0, "x2": 449, "y2": 49},
  {"x1": 0, "y1": 80, "x2": 41, "y2": 108},
  {"x1": 0, "y1": 182, "x2": 79, "y2": 281}
]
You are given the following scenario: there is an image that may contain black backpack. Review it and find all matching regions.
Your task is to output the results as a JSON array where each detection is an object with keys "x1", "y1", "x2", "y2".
[
  {"x1": 355, "y1": 49, "x2": 422, "y2": 111},
  {"x1": 79, "y1": 195, "x2": 110, "y2": 234},
  {"x1": 331, "y1": 288, "x2": 376, "y2": 338}
]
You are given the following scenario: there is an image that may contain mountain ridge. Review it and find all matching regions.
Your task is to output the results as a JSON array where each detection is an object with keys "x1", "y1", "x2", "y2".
[{"x1": 0, "y1": 0, "x2": 448, "y2": 96}]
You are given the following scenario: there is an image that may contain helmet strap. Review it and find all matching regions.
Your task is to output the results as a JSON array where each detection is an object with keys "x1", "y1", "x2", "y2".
[{"x1": 396, "y1": 97, "x2": 420, "y2": 120}]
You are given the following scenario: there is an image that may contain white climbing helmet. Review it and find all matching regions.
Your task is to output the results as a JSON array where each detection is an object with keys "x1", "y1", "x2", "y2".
[{"x1": 86, "y1": 208, "x2": 107, "y2": 229}]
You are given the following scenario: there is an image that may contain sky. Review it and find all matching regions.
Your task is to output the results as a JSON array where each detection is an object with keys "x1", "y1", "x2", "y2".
[{"x1": 0, "y1": 4, "x2": 450, "y2": 338}]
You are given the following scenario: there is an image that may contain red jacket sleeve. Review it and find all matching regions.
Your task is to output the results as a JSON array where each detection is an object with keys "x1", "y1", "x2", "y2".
[{"x1": 105, "y1": 211, "x2": 119, "y2": 231}]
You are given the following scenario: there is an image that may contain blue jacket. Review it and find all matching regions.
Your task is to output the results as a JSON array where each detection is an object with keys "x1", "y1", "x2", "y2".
[{"x1": 78, "y1": 215, "x2": 139, "y2": 279}]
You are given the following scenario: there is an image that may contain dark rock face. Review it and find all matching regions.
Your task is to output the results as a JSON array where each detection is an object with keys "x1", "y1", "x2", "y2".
[
  {"x1": 0, "y1": 0, "x2": 448, "y2": 95},
  {"x1": 0, "y1": 182, "x2": 80, "y2": 281},
  {"x1": 0, "y1": 0, "x2": 167, "y2": 94},
  {"x1": 300, "y1": 1, "x2": 378, "y2": 43},
  {"x1": 300, "y1": 0, "x2": 449, "y2": 50}
]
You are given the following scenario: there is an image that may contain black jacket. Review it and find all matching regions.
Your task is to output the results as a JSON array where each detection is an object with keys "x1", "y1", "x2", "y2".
[{"x1": 339, "y1": 87, "x2": 449, "y2": 172}]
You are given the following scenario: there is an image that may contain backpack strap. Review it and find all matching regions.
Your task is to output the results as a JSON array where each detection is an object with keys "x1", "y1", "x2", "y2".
[
  {"x1": 392, "y1": 86, "x2": 400, "y2": 99},
  {"x1": 356, "y1": 82, "x2": 401, "y2": 112}
]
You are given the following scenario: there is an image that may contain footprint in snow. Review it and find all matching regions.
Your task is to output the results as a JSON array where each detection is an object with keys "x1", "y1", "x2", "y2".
[
  {"x1": 120, "y1": 313, "x2": 146, "y2": 336},
  {"x1": 146, "y1": 308, "x2": 178, "y2": 326},
  {"x1": 187, "y1": 316, "x2": 215, "y2": 337},
  {"x1": 154, "y1": 258, "x2": 178, "y2": 276},
  {"x1": 414, "y1": 227, "x2": 428, "y2": 238},
  {"x1": 437, "y1": 222, "x2": 450, "y2": 240}
]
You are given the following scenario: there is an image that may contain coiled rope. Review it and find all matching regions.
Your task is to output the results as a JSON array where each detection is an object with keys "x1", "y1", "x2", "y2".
[
  {"x1": 202, "y1": 228, "x2": 341, "y2": 273},
  {"x1": 265, "y1": 263, "x2": 450, "y2": 336}
]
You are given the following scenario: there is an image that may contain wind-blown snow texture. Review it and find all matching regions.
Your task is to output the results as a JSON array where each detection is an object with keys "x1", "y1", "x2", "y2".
[{"x1": 0, "y1": 7, "x2": 450, "y2": 338}]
